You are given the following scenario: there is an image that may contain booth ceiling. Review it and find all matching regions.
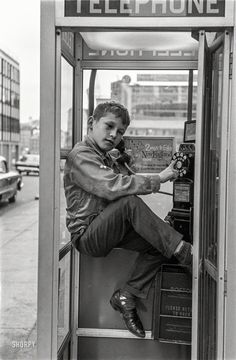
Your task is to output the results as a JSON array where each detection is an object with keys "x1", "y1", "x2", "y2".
[{"x1": 80, "y1": 32, "x2": 199, "y2": 51}]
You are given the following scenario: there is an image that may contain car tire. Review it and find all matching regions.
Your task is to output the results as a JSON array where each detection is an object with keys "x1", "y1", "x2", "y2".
[
  {"x1": 9, "y1": 194, "x2": 16, "y2": 203},
  {"x1": 17, "y1": 180, "x2": 22, "y2": 191}
]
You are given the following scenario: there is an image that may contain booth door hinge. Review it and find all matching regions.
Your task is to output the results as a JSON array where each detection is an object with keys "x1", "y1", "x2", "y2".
[
  {"x1": 229, "y1": 52, "x2": 233, "y2": 79},
  {"x1": 224, "y1": 270, "x2": 227, "y2": 296}
]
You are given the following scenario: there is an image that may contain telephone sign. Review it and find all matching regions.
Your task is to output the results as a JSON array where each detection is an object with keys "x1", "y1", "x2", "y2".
[{"x1": 65, "y1": 0, "x2": 225, "y2": 17}]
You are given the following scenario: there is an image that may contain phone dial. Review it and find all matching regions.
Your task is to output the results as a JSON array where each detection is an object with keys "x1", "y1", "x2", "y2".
[
  {"x1": 172, "y1": 143, "x2": 195, "y2": 180},
  {"x1": 172, "y1": 152, "x2": 190, "y2": 177}
]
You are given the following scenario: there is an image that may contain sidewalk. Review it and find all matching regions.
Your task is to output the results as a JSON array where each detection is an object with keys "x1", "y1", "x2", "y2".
[{"x1": 0, "y1": 200, "x2": 38, "y2": 360}]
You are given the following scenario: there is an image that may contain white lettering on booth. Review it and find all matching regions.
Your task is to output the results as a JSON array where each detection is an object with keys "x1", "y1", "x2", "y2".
[
  {"x1": 105, "y1": 0, "x2": 117, "y2": 13},
  {"x1": 135, "y1": 0, "x2": 149, "y2": 14},
  {"x1": 87, "y1": 49, "x2": 197, "y2": 58},
  {"x1": 152, "y1": 0, "x2": 167, "y2": 14},
  {"x1": 188, "y1": 0, "x2": 204, "y2": 14},
  {"x1": 90, "y1": 0, "x2": 101, "y2": 13},
  {"x1": 76, "y1": 0, "x2": 222, "y2": 15},
  {"x1": 77, "y1": 0, "x2": 81, "y2": 13},
  {"x1": 207, "y1": 0, "x2": 219, "y2": 13},
  {"x1": 170, "y1": 0, "x2": 185, "y2": 14},
  {"x1": 117, "y1": 50, "x2": 130, "y2": 56},
  {"x1": 120, "y1": 0, "x2": 132, "y2": 14}
]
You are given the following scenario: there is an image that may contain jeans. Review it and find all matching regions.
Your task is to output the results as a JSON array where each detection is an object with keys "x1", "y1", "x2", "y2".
[{"x1": 73, "y1": 195, "x2": 183, "y2": 299}]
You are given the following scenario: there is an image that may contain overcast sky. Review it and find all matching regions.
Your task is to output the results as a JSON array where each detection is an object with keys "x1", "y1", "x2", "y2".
[{"x1": 0, "y1": 0, "x2": 40, "y2": 123}]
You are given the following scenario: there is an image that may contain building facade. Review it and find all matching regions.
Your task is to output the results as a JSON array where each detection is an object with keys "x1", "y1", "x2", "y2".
[
  {"x1": 19, "y1": 119, "x2": 40, "y2": 155},
  {"x1": 0, "y1": 49, "x2": 20, "y2": 168},
  {"x1": 111, "y1": 72, "x2": 197, "y2": 146}
]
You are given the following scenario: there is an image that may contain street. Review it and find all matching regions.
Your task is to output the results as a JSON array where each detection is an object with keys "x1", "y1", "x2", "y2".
[
  {"x1": 0, "y1": 175, "x2": 39, "y2": 360},
  {"x1": 0, "y1": 175, "x2": 39, "y2": 217}
]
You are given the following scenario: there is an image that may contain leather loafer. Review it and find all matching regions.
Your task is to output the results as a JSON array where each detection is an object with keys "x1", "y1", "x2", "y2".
[{"x1": 110, "y1": 290, "x2": 145, "y2": 338}]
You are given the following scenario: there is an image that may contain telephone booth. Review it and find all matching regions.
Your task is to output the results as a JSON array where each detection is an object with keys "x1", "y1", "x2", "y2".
[{"x1": 38, "y1": 1, "x2": 236, "y2": 359}]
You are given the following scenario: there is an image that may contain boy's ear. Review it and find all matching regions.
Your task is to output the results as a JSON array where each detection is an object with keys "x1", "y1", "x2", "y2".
[{"x1": 87, "y1": 116, "x2": 94, "y2": 130}]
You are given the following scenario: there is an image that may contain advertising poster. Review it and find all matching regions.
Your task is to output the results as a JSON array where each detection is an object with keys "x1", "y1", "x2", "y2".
[{"x1": 124, "y1": 136, "x2": 174, "y2": 173}]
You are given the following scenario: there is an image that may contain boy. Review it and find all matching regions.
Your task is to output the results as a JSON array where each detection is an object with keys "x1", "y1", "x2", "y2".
[{"x1": 64, "y1": 101, "x2": 192, "y2": 338}]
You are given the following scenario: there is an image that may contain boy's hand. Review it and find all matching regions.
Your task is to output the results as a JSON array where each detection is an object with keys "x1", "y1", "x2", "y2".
[
  {"x1": 159, "y1": 160, "x2": 179, "y2": 183},
  {"x1": 116, "y1": 152, "x2": 131, "y2": 165}
]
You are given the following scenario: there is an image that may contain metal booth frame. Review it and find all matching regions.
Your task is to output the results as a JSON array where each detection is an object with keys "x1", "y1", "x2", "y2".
[{"x1": 38, "y1": 1, "x2": 236, "y2": 359}]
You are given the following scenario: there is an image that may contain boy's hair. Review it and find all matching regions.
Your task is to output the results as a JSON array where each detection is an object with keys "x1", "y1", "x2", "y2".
[{"x1": 92, "y1": 101, "x2": 130, "y2": 127}]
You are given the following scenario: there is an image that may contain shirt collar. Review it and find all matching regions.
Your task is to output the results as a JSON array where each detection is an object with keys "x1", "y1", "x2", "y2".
[{"x1": 84, "y1": 135, "x2": 113, "y2": 164}]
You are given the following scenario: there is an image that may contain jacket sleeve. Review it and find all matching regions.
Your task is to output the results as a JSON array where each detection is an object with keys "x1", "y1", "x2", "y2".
[{"x1": 68, "y1": 147, "x2": 161, "y2": 201}]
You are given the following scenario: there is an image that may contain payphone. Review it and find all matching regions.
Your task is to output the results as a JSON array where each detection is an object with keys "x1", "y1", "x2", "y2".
[
  {"x1": 165, "y1": 120, "x2": 196, "y2": 244},
  {"x1": 153, "y1": 120, "x2": 196, "y2": 345}
]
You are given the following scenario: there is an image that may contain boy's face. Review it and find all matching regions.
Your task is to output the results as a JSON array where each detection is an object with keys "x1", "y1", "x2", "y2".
[{"x1": 90, "y1": 112, "x2": 127, "y2": 152}]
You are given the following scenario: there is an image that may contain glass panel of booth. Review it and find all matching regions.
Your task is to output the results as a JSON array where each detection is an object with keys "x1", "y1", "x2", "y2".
[
  {"x1": 82, "y1": 69, "x2": 198, "y2": 148},
  {"x1": 60, "y1": 55, "x2": 73, "y2": 249},
  {"x1": 206, "y1": 45, "x2": 223, "y2": 267},
  {"x1": 60, "y1": 162, "x2": 71, "y2": 248},
  {"x1": 201, "y1": 46, "x2": 223, "y2": 359},
  {"x1": 57, "y1": 53, "x2": 74, "y2": 352},
  {"x1": 198, "y1": 36, "x2": 226, "y2": 360},
  {"x1": 57, "y1": 251, "x2": 71, "y2": 350},
  {"x1": 61, "y1": 56, "x2": 73, "y2": 150}
]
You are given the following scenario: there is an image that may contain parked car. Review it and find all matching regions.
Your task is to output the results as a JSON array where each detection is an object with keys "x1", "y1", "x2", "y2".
[
  {"x1": 0, "y1": 156, "x2": 23, "y2": 203},
  {"x1": 15, "y1": 154, "x2": 40, "y2": 175}
]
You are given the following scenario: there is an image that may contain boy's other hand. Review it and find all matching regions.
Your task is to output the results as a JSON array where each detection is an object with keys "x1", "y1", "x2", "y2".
[{"x1": 159, "y1": 160, "x2": 179, "y2": 183}]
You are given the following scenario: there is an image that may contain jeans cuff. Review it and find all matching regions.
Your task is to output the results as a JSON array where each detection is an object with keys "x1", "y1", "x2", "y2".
[
  {"x1": 123, "y1": 284, "x2": 149, "y2": 299},
  {"x1": 167, "y1": 232, "x2": 183, "y2": 258}
]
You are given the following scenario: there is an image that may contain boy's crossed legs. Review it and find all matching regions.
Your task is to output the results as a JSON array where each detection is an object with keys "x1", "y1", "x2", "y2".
[{"x1": 73, "y1": 195, "x2": 192, "y2": 338}]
